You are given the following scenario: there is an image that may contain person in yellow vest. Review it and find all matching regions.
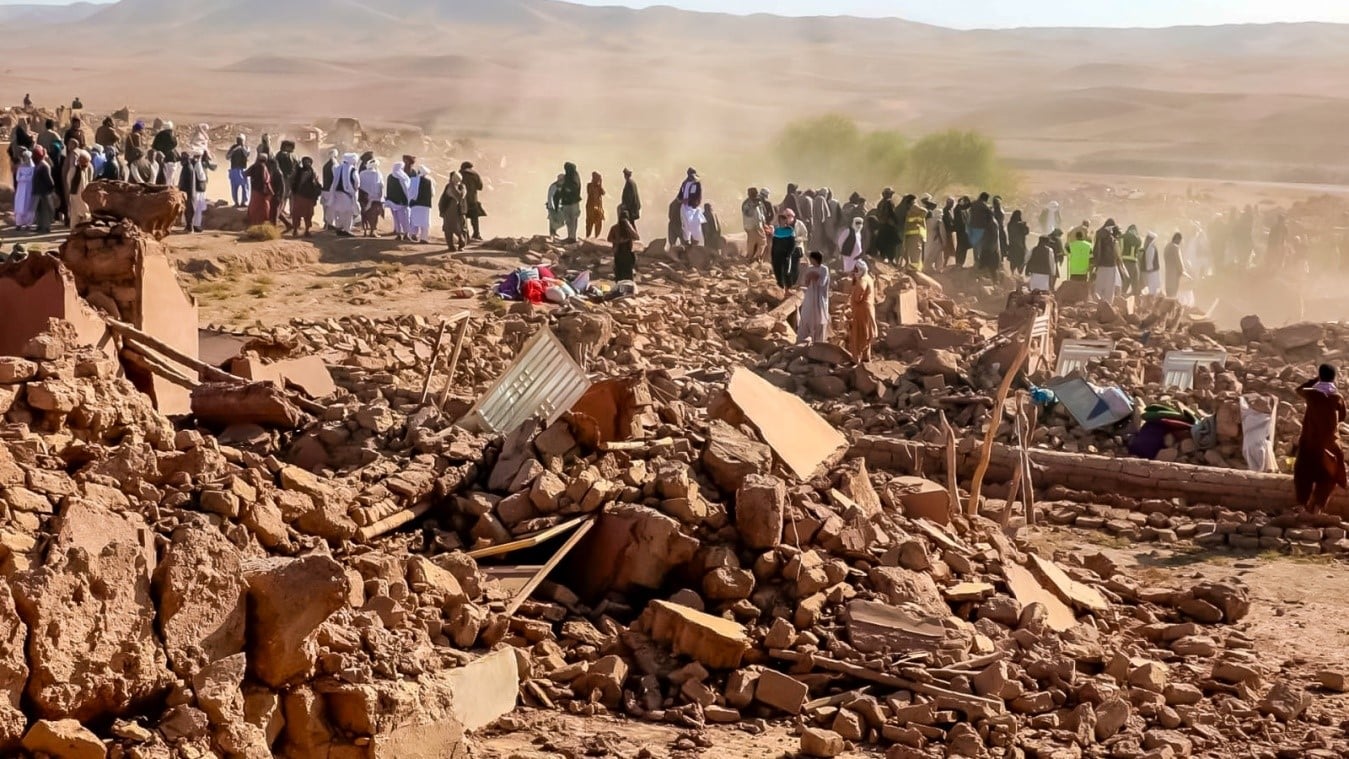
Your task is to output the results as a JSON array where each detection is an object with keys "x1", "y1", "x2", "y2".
[
  {"x1": 1121, "y1": 224, "x2": 1142, "y2": 296},
  {"x1": 1066, "y1": 228, "x2": 1093, "y2": 282}
]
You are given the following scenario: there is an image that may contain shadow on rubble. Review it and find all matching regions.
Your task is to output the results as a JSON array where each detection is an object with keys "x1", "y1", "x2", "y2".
[{"x1": 1131, "y1": 546, "x2": 1234, "y2": 569}]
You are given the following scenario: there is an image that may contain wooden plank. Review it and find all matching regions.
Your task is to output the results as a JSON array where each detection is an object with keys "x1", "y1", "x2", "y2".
[
  {"x1": 418, "y1": 319, "x2": 451, "y2": 405},
  {"x1": 1027, "y1": 553, "x2": 1109, "y2": 614},
  {"x1": 466, "y1": 515, "x2": 590, "y2": 560},
  {"x1": 504, "y1": 516, "x2": 597, "y2": 616},
  {"x1": 1003, "y1": 561, "x2": 1078, "y2": 632},
  {"x1": 769, "y1": 649, "x2": 1005, "y2": 719},
  {"x1": 436, "y1": 316, "x2": 471, "y2": 412},
  {"x1": 482, "y1": 565, "x2": 541, "y2": 595},
  {"x1": 968, "y1": 324, "x2": 1033, "y2": 514}
]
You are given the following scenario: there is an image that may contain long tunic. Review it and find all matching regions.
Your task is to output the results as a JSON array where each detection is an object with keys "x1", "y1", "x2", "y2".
[
  {"x1": 1294, "y1": 386, "x2": 1347, "y2": 510},
  {"x1": 796, "y1": 264, "x2": 831, "y2": 344},
  {"x1": 848, "y1": 274, "x2": 877, "y2": 361},
  {"x1": 14, "y1": 166, "x2": 35, "y2": 227}
]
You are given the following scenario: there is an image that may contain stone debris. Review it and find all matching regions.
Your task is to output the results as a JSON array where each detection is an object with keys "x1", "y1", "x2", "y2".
[{"x1": 0, "y1": 222, "x2": 1345, "y2": 758}]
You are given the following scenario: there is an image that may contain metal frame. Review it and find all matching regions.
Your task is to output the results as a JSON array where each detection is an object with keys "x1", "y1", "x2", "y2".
[
  {"x1": 1161, "y1": 350, "x2": 1228, "y2": 391},
  {"x1": 1055, "y1": 339, "x2": 1115, "y2": 377},
  {"x1": 459, "y1": 327, "x2": 592, "y2": 434}
]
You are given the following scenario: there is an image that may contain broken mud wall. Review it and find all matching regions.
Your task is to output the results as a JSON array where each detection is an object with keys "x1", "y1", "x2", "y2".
[
  {"x1": 0, "y1": 253, "x2": 115, "y2": 362},
  {"x1": 60, "y1": 219, "x2": 199, "y2": 415}
]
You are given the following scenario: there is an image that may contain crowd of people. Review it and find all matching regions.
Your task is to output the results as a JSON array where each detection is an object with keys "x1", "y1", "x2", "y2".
[{"x1": 5, "y1": 107, "x2": 488, "y2": 241}]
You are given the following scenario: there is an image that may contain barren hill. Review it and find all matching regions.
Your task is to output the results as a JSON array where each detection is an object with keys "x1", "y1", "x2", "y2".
[{"x1": 5, "y1": 0, "x2": 1349, "y2": 183}]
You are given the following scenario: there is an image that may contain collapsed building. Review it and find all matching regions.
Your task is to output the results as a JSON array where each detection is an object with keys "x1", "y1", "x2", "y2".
[{"x1": 0, "y1": 184, "x2": 1345, "y2": 758}]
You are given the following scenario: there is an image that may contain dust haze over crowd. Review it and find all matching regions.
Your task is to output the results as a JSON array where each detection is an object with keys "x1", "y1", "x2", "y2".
[{"x1": 7, "y1": 0, "x2": 1349, "y2": 323}]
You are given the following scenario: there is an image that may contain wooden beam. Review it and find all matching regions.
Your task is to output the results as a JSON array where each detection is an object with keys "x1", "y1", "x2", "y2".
[
  {"x1": 967, "y1": 323, "x2": 1033, "y2": 516},
  {"x1": 503, "y1": 515, "x2": 596, "y2": 616},
  {"x1": 465, "y1": 515, "x2": 590, "y2": 560},
  {"x1": 103, "y1": 316, "x2": 326, "y2": 415},
  {"x1": 436, "y1": 316, "x2": 471, "y2": 412},
  {"x1": 418, "y1": 319, "x2": 451, "y2": 405},
  {"x1": 769, "y1": 649, "x2": 1005, "y2": 718}
]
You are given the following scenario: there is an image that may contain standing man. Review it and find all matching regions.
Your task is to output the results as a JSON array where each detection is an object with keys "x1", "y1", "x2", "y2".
[
  {"x1": 95, "y1": 118, "x2": 120, "y2": 152},
  {"x1": 1294, "y1": 364, "x2": 1347, "y2": 516},
  {"x1": 177, "y1": 151, "x2": 212, "y2": 233},
  {"x1": 1091, "y1": 219, "x2": 1123, "y2": 301},
  {"x1": 1121, "y1": 224, "x2": 1143, "y2": 296},
  {"x1": 385, "y1": 161, "x2": 412, "y2": 241},
  {"x1": 226, "y1": 136, "x2": 250, "y2": 208},
  {"x1": 245, "y1": 153, "x2": 273, "y2": 226},
  {"x1": 678, "y1": 168, "x2": 704, "y2": 247},
  {"x1": 546, "y1": 173, "x2": 565, "y2": 238},
  {"x1": 742, "y1": 188, "x2": 768, "y2": 260},
  {"x1": 320, "y1": 150, "x2": 339, "y2": 230},
  {"x1": 873, "y1": 188, "x2": 900, "y2": 263},
  {"x1": 461, "y1": 161, "x2": 485, "y2": 241},
  {"x1": 408, "y1": 166, "x2": 435, "y2": 244},
  {"x1": 585, "y1": 171, "x2": 606, "y2": 239},
  {"x1": 151, "y1": 121, "x2": 177, "y2": 187},
  {"x1": 275, "y1": 140, "x2": 299, "y2": 227},
  {"x1": 289, "y1": 156, "x2": 323, "y2": 237},
  {"x1": 328, "y1": 153, "x2": 359, "y2": 237},
  {"x1": 558, "y1": 162, "x2": 582, "y2": 243},
  {"x1": 620, "y1": 168, "x2": 641, "y2": 229}
]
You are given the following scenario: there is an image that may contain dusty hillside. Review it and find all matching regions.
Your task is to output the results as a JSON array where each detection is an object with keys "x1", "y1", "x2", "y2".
[{"x1": 5, "y1": 0, "x2": 1349, "y2": 184}]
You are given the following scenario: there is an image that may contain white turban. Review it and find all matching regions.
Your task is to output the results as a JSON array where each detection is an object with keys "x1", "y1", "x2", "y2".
[{"x1": 855, "y1": 260, "x2": 869, "y2": 275}]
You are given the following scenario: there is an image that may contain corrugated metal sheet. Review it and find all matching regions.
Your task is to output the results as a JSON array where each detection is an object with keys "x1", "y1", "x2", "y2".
[
  {"x1": 459, "y1": 327, "x2": 592, "y2": 434},
  {"x1": 1055, "y1": 339, "x2": 1115, "y2": 377},
  {"x1": 1162, "y1": 350, "x2": 1228, "y2": 391}
]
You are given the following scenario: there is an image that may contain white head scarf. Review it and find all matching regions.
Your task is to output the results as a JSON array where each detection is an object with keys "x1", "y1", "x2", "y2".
[
  {"x1": 19, "y1": 150, "x2": 33, "y2": 167},
  {"x1": 855, "y1": 260, "x2": 869, "y2": 276},
  {"x1": 852, "y1": 217, "x2": 864, "y2": 230}
]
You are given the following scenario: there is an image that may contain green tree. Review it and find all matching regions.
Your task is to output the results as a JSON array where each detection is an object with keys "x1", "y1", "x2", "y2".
[
  {"x1": 907, "y1": 130, "x2": 1000, "y2": 194},
  {"x1": 856, "y1": 130, "x2": 910, "y2": 189},
  {"x1": 773, "y1": 114, "x2": 862, "y2": 186}
]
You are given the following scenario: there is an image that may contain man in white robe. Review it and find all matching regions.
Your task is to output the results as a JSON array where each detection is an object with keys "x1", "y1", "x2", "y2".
[
  {"x1": 678, "y1": 168, "x2": 705, "y2": 246},
  {"x1": 328, "y1": 153, "x2": 359, "y2": 236}
]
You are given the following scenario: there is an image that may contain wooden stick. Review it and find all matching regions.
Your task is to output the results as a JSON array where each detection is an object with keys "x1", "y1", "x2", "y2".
[
  {"x1": 465, "y1": 515, "x2": 590, "y2": 560},
  {"x1": 120, "y1": 347, "x2": 199, "y2": 391},
  {"x1": 355, "y1": 501, "x2": 432, "y2": 541},
  {"x1": 803, "y1": 687, "x2": 872, "y2": 712},
  {"x1": 103, "y1": 316, "x2": 326, "y2": 415},
  {"x1": 418, "y1": 319, "x2": 451, "y2": 405},
  {"x1": 1021, "y1": 398, "x2": 1039, "y2": 525},
  {"x1": 938, "y1": 411, "x2": 961, "y2": 520},
  {"x1": 769, "y1": 649, "x2": 1005, "y2": 718},
  {"x1": 503, "y1": 515, "x2": 596, "y2": 616},
  {"x1": 967, "y1": 323, "x2": 1033, "y2": 516},
  {"x1": 436, "y1": 316, "x2": 471, "y2": 412},
  {"x1": 599, "y1": 437, "x2": 675, "y2": 452}
]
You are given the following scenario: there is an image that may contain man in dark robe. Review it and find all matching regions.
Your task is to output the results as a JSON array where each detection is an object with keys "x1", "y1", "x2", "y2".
[
  {"x1": 620, "y1": 168, "x2": 641, "y2": 228},
  {"x1": 95, "y1": 118, "x2": 120, "y2": 152},
  {"x1": 265, "y1": 152, "x2": 286, "y2": 227},
  {"x1": 275, "y1": 140, "x2": 299, "y2": 228},
  {"x1": 872, "y1": 188, "x2": 900, "y2": 262},
  {"x1": 1294, "y1": 364, "x2": 1347, "y2": 515},
  {"x1": 461, "y1": 161, "x2": 485, "y2": 240},
  {"x1": 245, "y1": 154, "x2": 273, "y2": 226}
]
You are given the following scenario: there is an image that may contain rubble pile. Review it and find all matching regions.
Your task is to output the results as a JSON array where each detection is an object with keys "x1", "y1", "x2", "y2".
[{"x1": 3, "y1": 310, "x2": 1345, "y2": 757}]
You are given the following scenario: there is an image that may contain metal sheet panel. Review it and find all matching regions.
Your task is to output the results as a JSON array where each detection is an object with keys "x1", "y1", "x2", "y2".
[
  {"x1": 1055, "y1": 339, "x2": 1115, "y2": 377},
  {"x1": 459, "y1": 327, "x2": 592, "y2": 434},
  {"x1": 1161, "y1": 350, "x2": 1228, "y2": 391}
]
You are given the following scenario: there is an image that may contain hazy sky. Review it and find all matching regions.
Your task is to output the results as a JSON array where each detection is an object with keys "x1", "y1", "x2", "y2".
[
  {"x1": 569, "y1": 0, "x2": 1349, "y2": 29},
  {"x1": 6, "y1": 0, "x2": 1349, "y2": 28}
]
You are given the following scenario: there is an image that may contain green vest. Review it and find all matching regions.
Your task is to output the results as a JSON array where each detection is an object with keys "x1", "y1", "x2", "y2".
[{"x1": 1068, "y1": 240, "x2": 1093, "y2": 276}]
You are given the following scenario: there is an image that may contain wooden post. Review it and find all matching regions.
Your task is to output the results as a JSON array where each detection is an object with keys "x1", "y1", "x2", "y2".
[
  {"x1": 436, "y1": 316, "x2": 471, "y2": 412},
  {"x1": 1021, "y1": 398, "x2": 1039, "y2": 525},
  {"x1": 938, "y1": 410, "x2": 961, "y2": 520},
  {"x1": 967, "y1": 323, "x2": 1033, "y2": 516},
  {"x1": 418, "y1": 319, "x2": 451, "y2": 405},
  {"x1": 102, "y1": 316, "x2": 327, "y2": 415}
]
